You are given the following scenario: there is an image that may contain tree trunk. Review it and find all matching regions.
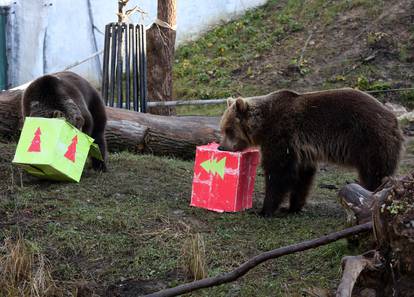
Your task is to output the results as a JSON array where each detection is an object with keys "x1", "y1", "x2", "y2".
[
  {"x1": 0, "y1": 90, "x2": 220, "y2": 159},
  {"x1": 336, "y1": 173, "x2": 414, "y2": 297},
  {"x1": 146, "y1": 0, "x2": 177, "y2": 115}
]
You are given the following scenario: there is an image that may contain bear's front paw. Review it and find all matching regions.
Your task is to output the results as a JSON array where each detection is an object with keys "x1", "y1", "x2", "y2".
[
  {"x1": 92, "y1": 159, "x2": 107, "y2": 172},
  {"x1": 279, "y1": 206, "x2": 291, "y2": 213},
  {"x1": 287, "y1": 205, "x2": 304, "y2": 213},
  {"x1": 258, "y1": 209, "x2": 275, "y2": 218}
]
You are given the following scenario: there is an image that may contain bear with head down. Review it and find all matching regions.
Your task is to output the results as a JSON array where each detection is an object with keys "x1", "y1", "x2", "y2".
[
  {"x1": 21, "y1": 71, "x2": 108, "y2": 172},
  {"x1": 219, "y1": 88, "x2": 403, "y2": 217}
]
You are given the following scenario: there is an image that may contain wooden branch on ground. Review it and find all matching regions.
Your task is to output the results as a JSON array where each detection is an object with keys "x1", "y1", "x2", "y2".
[
  {"x1": 0, "y1": 90, "x2": 221, "y2": 159},
  {"x1": 143, "y1": 223, "x2": 373, "y2": 297},
  {"x1": 336, "y1": 252, "x2": 379, "y2": 297},
  {"x1": 338, "y1": 183, "x2": 375, "y2": 225}
]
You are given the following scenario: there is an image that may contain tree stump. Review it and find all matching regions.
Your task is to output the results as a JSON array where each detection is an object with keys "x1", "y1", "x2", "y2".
[
  {"x1": 336, "y1": 172, "x2": 414, "y2": 297},
  {"x1": 146, "y1": 0, "x2": 177, "y2": 115}
]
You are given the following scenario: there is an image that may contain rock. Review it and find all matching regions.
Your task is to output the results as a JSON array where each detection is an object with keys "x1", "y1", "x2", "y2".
[
  {"x1": 384, "y1": 102, "x2": 408, "y2": 117},
  {"x1": 398, "y1": 111, "x2": 414, "y2": 136},
  {"x1": 398, "y1": 111, "x2": 414, "y2": 122}
]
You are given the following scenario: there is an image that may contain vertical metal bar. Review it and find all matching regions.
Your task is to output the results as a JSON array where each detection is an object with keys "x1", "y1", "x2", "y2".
[
  {"x1": 109, "y1": 23, "x2": 117, "y2": 107},
  {"x1": 125, "y1": 24, "x2": 131, "y2": 110},
  {"x1": 0, "y1": 7, "x2": 9, "y2": 90},
  {"x1": 136, "y1": 25, "x2": 141, "y2": 112},
  {"x1": 133, "y1": 25, "x2": 139, "y2": 112},
  {"x1": 129, "y1": 24, "x2": 134, "y2": 110},
  {"x1": 101, "y1": 24, "x2": 111, "y2": 105},
  {"x1": 140, "y1": 24, "x2": 148, "y2": 113},
  {"x1": 116, "y1": 23, "x2": 123, "y2": 108}
]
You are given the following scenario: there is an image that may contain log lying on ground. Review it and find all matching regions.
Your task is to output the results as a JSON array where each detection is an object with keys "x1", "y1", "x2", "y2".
[
  {"x1": 0, "y1": 90, "x2": 221, "y2": 159},
  {"x1": 105, "y1": 107, "x2": 220, "y2": 159},
  {"x1": 0, "y1": 90, "x2": 23, "y2": 140},
  {"x1": 336, "y1": 173, "x2": 414, "y2": 297}
]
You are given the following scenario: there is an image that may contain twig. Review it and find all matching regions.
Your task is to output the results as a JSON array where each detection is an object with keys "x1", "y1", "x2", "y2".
[
  {"x1": 117, "y1": 0, "x2": 147, "y2": 23},
  {"x1": 144, "y1": 222, "x2": 373, "y2": 297},
  {"x1": 297, "y1": 31, "x2": 313, "y2": 74}
]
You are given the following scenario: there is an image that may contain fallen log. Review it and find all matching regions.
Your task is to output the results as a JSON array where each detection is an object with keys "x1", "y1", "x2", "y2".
[
  {"x1": 336, "y1": 172, "x2": 414, "y2": 297},
  {"x1": 0, "y1": 90, "x2": 221, "y2": 159},
  {"x1": 0, "y1": 90, "x2": 23, "y2": 140}
]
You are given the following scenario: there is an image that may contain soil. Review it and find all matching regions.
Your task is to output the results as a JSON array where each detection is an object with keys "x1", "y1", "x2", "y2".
[{"x1": 238, "y1": 0, "x2": 414, "y2": 97}]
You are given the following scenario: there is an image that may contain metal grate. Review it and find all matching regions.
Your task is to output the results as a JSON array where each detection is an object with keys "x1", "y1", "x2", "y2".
[{"x1": 101, "y1": 22, "x2": 147, "y2": 112}]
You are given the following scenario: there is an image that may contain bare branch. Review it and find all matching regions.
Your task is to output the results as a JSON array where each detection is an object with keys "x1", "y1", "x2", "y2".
[{"x1": 144, "y1": 223, "x2": 373, "y2": 297}]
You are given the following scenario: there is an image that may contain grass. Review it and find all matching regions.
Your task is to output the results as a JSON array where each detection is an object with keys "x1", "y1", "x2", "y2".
[
  {"x1": 0, "y1": 140, "x2": 372, "y2": 296},
  {"x1": 181, "y1": 233, "x2": 207, "y2": 280},
  {"x1": 7, "y1": 134, "x2": 414, "y2": 296},
  {"x1": 0, "y1": 235, "x2": 57, "y2": 297}
]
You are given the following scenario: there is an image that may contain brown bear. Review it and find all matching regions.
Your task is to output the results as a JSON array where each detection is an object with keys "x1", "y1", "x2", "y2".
[
  {"x1": 219, "y1": 88, "x2": 403, "y2": 216},
  {"x1": 21, "y1": 71, "x2": 108, "y2": 171}
]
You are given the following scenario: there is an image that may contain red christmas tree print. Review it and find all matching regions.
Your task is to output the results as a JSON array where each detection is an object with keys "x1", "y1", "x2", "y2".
[
  {"x1": 27, "y1": 127, "x2": 41, "y2": 152},
  {"x1": 64, "y1": 135, "x2": 78, "y2": 162}
]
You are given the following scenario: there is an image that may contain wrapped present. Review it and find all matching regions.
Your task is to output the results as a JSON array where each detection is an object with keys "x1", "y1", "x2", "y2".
[
  {"x1": 12, "y1": 117, "x2": 102, "y2": 182},
  {"x1": 191, "y1": 142, "x2": 260, "y2": 212}
]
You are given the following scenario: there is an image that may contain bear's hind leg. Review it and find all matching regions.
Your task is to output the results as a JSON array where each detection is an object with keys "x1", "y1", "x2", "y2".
[
  {"x1": 91, "y1": 133, "x2": 107, "y2": 172},
  {"x1": 358, "y1": 167, "x2": 384, "y2": 192},
  {"x1": 289, "y1": 165, "x2": 316, "y2": 212},
  {"x1": 90, "y1": 94, "x2": 108, "y2": 172}
]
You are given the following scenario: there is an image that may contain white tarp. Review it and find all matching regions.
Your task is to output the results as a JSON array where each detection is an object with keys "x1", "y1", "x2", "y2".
[{"x1": 6, "y1": 0, "x2": 266, "y2": 87}]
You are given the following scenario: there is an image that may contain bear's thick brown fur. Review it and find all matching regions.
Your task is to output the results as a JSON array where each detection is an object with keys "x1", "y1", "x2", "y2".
[
  {"x1": 219, "y1": 88, "x2": 404, "y2": 216},
  {"x1": 22, "y1": 71, "x2": 108, "y2": 171}
]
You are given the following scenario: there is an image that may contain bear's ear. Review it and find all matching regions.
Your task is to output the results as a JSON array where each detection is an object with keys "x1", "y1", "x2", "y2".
[
  {"x1": 235, "y1": 97, "x2": 248, "y2": 114},
  {"x1": 226, "y1": 97, "x2": 236, "y2": 107},
  {"x1": 52, "y1": 110, "x2": 65, "y2": 118}
]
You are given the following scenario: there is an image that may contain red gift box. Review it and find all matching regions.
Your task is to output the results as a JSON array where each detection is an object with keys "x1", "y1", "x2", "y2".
[{"x1": 191, "y1": 142, "x2": 260, "y2": 212}]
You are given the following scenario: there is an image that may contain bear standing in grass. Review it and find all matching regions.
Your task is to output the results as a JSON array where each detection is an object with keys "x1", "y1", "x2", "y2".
[
  {"x1": 22, "y1": 71, "x2": 108, "y2": 172},
  {"x1": 219, "y1": 89, "x2": 403, "y2": 216}
]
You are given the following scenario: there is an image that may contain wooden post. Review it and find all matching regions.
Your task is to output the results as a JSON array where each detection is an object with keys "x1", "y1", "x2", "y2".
[{"x1": 146, "y1": 0, "x2": 177, "y2": 115}]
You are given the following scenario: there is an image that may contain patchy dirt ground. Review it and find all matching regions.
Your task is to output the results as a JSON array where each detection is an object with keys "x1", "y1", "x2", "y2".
[
  {"x1": 240, "y1": 0, "x2": 414, "y2": 92},
  {"x1": 174, "y1": 0, "x2": 414, "y2": 114}
]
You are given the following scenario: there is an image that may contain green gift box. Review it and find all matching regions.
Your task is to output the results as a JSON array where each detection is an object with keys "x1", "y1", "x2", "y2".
[{"x1": 12, "y1": 117, "x2": 103, "y2": 182}]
